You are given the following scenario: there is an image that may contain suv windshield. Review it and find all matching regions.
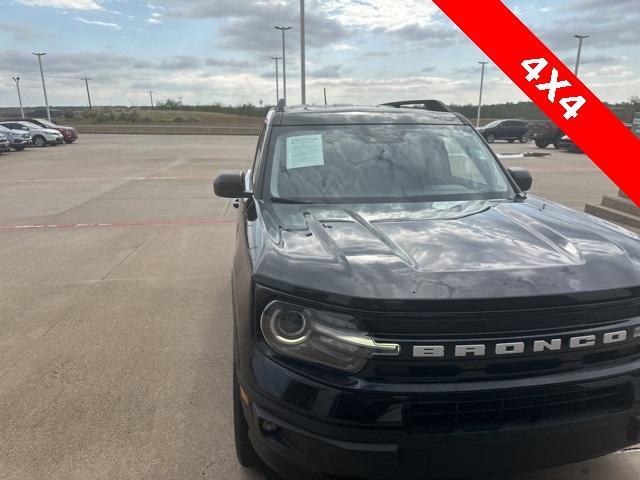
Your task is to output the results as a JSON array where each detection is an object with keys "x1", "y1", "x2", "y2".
[{"x1": 265, "y1": 124, "x2": 513, "y2": 203}]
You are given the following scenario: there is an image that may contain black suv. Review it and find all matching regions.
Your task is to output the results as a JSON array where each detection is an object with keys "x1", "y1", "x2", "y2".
[
  {"x1": 214, "y1": 100, "x2": 640, "y2": 480},
  {"x1": 477, "y1": 119, "x2": 530, "y2": 143}
]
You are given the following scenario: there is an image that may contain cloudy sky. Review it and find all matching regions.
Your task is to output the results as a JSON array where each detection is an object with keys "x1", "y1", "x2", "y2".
[{"x1": 0, "y1": 0, "x2": 638, "y2": 108}]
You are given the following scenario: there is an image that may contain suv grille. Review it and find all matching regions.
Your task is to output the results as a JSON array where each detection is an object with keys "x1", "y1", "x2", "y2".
[
  {"x1": 367, "y1": 342, "x2": 640, "y2": 383},
  {"x1": 359, "y1": 296, "x2": 640, "y2": 383},
  {"x1": 404, "y1": 383, "x2": 633, "y2": 434}
]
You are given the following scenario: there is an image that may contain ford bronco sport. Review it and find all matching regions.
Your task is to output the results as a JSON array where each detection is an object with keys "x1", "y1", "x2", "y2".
[{"x1": 214, "y1": 100, "x2": 640, "y2": 480}]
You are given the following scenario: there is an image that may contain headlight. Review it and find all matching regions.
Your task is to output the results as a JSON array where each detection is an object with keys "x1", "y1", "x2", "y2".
[{"x1": 260, "y1": 301, "x2": 400, "y2": 373}]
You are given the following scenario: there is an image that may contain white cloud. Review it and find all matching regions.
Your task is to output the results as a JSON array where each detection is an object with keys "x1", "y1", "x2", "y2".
[
  {"x1": 147, "y1": 18, "x2": 162, "y2": 24},
  {"x1": 319, "y1": 0, "x2": 440, "y2": 31},
  {"x1": 20, "y1": 0, "x2": 102, "y2": 10},
  {"x1": 333, "y1": 44, "x2": 355, "y2": 51},
  {"x1": 74, "y1": 17, "x2": 122, "y2": 29}
]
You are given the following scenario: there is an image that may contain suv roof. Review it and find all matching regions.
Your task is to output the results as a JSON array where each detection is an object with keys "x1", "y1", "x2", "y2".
[{"x1": 269, "y1": 101, "x2": 468, "y2": 127}]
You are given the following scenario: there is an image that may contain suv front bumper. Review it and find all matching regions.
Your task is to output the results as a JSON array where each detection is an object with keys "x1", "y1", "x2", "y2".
[{"x1": 240, "y1": 351, "x2": 640, "y2": 479}]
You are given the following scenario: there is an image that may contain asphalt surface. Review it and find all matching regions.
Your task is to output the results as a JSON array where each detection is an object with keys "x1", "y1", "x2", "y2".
[{"x1": 0, "y1": 135, "x2": 636, "y2": 480}]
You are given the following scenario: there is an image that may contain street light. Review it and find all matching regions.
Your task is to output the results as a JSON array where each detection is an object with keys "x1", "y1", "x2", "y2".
[
  {"x1": 32, "y1": 52, "x2": 51, "y2": 122},
  {"x1": 300, "y1": 0, "x2": 306, "y2": 104},
  {"x1": 271, "y1": 56, "x2": 282, "y2": 104},
  {"x1": 477, "y1": 61, "x2": 489, "y2": 128},
  {"x1": 11, "y1": 77, "x2": 24, "y2": 118},
  {"x1": 573, "y1": 34, "x2": 589, "y2": 76},
  {"x1": 275, "y1": 26, "x2": 292, "y2": 105}
]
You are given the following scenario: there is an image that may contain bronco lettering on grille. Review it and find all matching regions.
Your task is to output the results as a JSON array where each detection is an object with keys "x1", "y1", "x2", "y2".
[{"x1": 412, "y1": 328, "x2": 639, "y2": 358}]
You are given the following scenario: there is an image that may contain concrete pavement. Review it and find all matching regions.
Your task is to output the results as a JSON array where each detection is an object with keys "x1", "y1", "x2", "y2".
[{"x1": 0, "y1": 135, "x2": 636, "y2": 480}]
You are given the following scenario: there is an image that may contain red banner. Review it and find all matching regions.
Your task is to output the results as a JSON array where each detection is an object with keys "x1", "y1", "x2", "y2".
[{"x1": 433, "y1": 0, "x2": 640, "y2": 206}]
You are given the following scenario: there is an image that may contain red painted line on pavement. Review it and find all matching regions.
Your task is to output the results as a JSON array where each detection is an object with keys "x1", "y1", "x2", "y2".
[
  {"x1": 0, "y1": 218, "x2": 234, "y2": 230},
  {"x1": 0, "y1": 176, "x2": 213, "y2": 183}
]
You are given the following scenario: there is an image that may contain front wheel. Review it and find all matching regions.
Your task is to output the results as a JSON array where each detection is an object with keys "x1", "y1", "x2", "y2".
[
  {"x1": 508, "y1": 139, "x2": 516, "y2": 143},
  {"x1": 553, "y1": 140, "x2": 562, "y2": 149},
  {"x1": 13, "y1": 146, "x2": 26, "y2": 151},
  {"x1": 32, "y1": 135, "x2": 46, "y2": 147},
  {"x1": 535, "y1": 139, "x2": 549, "y2": 148},
  {"x1": 519, "y1": 134, "x2": 530, "y2": 143},
  {"x1": 485, "y1": 134, "x2": 496, "y2": 144}
]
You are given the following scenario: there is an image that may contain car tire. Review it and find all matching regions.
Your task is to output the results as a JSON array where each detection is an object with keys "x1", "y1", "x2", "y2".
[
  {"x1": 64, "y1": 140, "x2": 75, "y2": 144},
  {"x1": 508, "y1": 139, "x2": 516, "y2": 143},
  {"x1": 234, "y1": 365, "x2": 257, "y2": 469},
  {"x1": 535, "y1": 139, "x2": 549, "y2": 148},
  {"x1": 553, "y1": 140, "x2": 562, "y2": 149},
  {"x1": 13, "y1": 146, "x2": 26, "y2": 151},
  {"x1": 519, "y1": 134, "x2": 530, "y2": 143},
  {"x1": 32, "y1": 135, "x2": 46, "y2": 147},
  {"x1": 486, "y1": 134, "x2": 496, "y2": 143}
]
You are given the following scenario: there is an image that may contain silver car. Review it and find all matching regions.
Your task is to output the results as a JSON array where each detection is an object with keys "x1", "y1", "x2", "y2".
[
  {"x1": 0, "y1": 121, "x2": 63, "y2": 147},
  {"x1": 0, "y1": 125, "x2": 30, "y2": 151},
  {"x1": 0, "y1": 133, "x2": 11, "y2": 153}
]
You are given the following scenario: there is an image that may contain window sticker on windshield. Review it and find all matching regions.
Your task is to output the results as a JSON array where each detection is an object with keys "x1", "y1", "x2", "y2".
[{"x1": 286, "y1": 134, "x2": 325, "y2": 169}]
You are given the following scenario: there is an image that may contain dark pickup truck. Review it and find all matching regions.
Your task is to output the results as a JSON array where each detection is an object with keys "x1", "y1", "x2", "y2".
[
  {"x1": 215, "y1": 99, "x2": 640, "y2": 480},
  {"x1": 529, "y1": 120, "x2": 564, "y2": 148}
]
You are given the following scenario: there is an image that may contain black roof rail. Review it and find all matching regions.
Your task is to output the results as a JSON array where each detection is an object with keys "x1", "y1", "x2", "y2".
[
  {"x1": 381, "y1": 99, "x2": 451, "y2": 113},
  {"x1": 275, "y1": 98, "x2": 286, "y2": 113}
]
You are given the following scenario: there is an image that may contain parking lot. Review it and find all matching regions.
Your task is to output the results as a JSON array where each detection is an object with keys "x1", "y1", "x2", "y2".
[{"x1": 0, "y1": 134, "x2": 635, "y2": 480}]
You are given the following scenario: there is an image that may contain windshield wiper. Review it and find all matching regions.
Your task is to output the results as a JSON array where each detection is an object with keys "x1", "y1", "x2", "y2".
[{"x1": 269, "y1": 197, "x2": 313, "y2": 204}]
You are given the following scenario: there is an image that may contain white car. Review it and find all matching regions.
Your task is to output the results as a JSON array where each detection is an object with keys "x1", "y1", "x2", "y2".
[
  {"x1": 0, "y1": 125, "x2": 31, "y2": 151},
  {"x1": 0, "y1": 121, "x2": 63, "y2": 147},
  {"x1": 0, "y1": 133, "x2": 10, "y2": 153}
]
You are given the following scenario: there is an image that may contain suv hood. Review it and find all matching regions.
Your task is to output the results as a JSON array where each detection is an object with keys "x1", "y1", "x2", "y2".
[{"x1": 250, "y1": 197, "x2": 640, "y2": 302}]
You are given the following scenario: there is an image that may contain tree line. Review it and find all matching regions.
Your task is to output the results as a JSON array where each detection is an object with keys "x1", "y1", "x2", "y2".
[{"x1": 152, "y1": 96, "x2": 640, "y2": 122}]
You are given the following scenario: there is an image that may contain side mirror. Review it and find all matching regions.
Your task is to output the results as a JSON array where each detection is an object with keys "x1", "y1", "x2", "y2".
[
  {"x1": 213, "y1": 171, "x2": 250, "y2": 198},
  {"x1": 508, "y1": 167, "x2": 533, "y2": 192}
]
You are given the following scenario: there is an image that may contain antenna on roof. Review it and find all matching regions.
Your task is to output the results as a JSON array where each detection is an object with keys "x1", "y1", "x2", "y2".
[{"x1": 275, "y1": 98, "x2": 286, "y2": 113}]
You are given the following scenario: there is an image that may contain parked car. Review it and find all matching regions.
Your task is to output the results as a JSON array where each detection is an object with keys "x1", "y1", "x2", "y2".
[
  {"x1": 0, "y1": 133, "x2": 11, "y2": 153},
  {"x1": 529, "y1": 120, "x2": 564, "y2": 148},
  {"x1": 476, "y1": 119, "x2": 530, "y2": 143},
  {"x1": 633, "y1": 112, "x2": 640, "y2": 138},
  {"x1": 214, "y1": 99, "x2": 640, "y2": 480},
  {"x1": 0, "y1": 125, "x2": 30, "y2": 151},
  {"x1": 559, "y1": 123, "x2": 634, "y2": 153},
  {"x1": 557, "y1": 135, "x2": 582, "y2": 153},
  {"x1": 0, "y1": 121, "x2": 63, "y2": 147},
  {"x1": 6, "y1": 117, "x2": 78, "y2": 144}
]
